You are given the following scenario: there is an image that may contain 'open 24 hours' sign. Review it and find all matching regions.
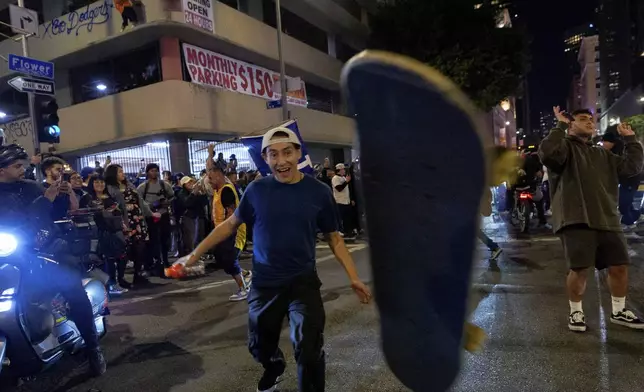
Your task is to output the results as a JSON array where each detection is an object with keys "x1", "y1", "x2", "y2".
[{"x1": 182, "y1": 0, "x2": 215, "y2": 33}]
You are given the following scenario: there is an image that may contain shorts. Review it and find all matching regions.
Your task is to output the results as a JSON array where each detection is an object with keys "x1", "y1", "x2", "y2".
[{"x1": 559, "y1": 224, "x2": 630, "y2": 270}]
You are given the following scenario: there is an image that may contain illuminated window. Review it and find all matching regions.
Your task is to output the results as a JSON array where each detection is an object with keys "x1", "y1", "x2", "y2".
[
  {"x1": 188, "y1": 139, "x2": 257, "y2": 175},
  {"x1": 78, "y1": 141, "x2": 171, "y2": 176}
]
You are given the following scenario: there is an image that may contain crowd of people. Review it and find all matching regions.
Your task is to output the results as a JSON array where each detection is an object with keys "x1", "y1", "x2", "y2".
[
  {"x1": 19, "y1": 144, "x2": 361, "y2": 304},
  {"x1": 0, "y1": 126, "x2": 372, "y2": 388}
]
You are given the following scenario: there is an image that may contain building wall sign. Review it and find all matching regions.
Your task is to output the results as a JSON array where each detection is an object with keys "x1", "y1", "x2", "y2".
[
  {"x1": 182, "y1": 0, "x2": 215, "y2": 33},
  {"x1": 42, "y1": 0, "x2": 113, "y2": 38},
  {"x1": 182, "y1": 43, "x2": 307, "y2": 107},
  {"x1": 1, "y1": 118, "x2": 34, "y2": 156}
]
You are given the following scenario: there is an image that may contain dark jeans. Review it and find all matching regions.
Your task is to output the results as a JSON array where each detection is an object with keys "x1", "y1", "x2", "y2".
[
  {"x1": 180, "y1": 216, "x2": 205, "y2": 257},
  {"x1": 248, "y1": 272, "x2": 326, "y2": 392},
  {"x1": 120, "y1": 6, "x2": 138, "y2": 28},
  {"x1": 213, "y1": 236, "x2": 241, "y2": 276},
  {"x1": 337, "y1": 203, "x2": 355, "y2": 235},
  {"x1": 147, "y1": 214, "x2": 171, "y2": 269},
  {"x1": 477, "y1": 230, "x2": 498, "y2": 251},
  {"x1": 541, "y1": 180, "x2": 550, "y2": 211},
  {"x1": 619, "y1": 184, "x2": 641, "y2": 225},
  {"x1": 33, "y1": 250, "x2": 99, "y2": 350}
]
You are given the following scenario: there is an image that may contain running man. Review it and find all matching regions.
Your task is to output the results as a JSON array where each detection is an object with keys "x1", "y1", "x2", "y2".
[{"x1": 178, "y1": 126, "x2": 371, "y2": 391}]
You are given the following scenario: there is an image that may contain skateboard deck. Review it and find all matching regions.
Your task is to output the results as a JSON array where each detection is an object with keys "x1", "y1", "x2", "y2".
[{"x1": 341, "y1": 51, "x2": 489, "y2": 392}]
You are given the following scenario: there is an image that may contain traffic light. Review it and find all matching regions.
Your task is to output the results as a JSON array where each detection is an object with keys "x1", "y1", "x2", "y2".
[{"x1": 34, "y1": 95, "x2": 60, "y2": 144}]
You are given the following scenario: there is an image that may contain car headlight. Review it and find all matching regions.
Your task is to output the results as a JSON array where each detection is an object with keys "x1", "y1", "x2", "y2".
[{"x1": 0, "y1": 233, "x2": 18, "y2": 257}]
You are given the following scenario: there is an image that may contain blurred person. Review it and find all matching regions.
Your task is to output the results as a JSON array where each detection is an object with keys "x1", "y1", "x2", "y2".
[
  {"x1": 216, "y1": 152, "x2": 227, "y2": 168},
  {"x1": 86, "y1": 175, "x2": 129, "y2": 294},
  {"x1": 332, "y1": 163, "x2": 356, "y2": 237},
  {"x1": 162, "y1": 170, "x2": 173, "y2": 185},
  {"x1": 177, "y1": 127, "x2": 370, "y2": 392},
  {"x1": 602, "y1": 125, "x2": 642, "y2": 230},
  {"x1": 105, "y1": 164, "x2": 157, "y2": 287},
  {"x1": 41, "y1": 156, "x2": 79, "y2": 220},
  {"x1": 138, "y1": 163, "x2": 175, "y2": 275},
  {"x1": 81, "y1": 166, "x2": 97, "y2": 191},
  {"x1": 114, "y1": 0, "x2": 138, "y2": 32},
  {"x1": 70, "y1": 170, "x2": 92, "y2": 208},
  {"x1": 0, "y1": 144, "x2": 107, "y2": 377},
  {"x1": 540, "y1": 107, "x2": 644, "y2": 332},
  {"x1": 176, "y1": 176, "x2": 209, "y2": 256},
  {"x1": 206, "y1": 145, "x2": 252, "y2": 301},
  {"x1": 229, "y1": 154, "x2": 238, "y2": 170}
]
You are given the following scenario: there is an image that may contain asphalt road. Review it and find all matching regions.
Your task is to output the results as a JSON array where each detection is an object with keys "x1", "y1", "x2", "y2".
[{"x1": 11, "y1": 216, "x2": 644, "y2": 392}]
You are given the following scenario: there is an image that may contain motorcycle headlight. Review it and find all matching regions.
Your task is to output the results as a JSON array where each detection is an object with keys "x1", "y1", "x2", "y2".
[{"x1": 0, "y1": 233, "x2": 18, "y2": 257}]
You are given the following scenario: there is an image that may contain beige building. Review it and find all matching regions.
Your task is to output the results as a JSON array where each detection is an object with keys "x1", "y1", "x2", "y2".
[
  {"x1": 577, "y1": 35, "x2": 601, "y2": 117},
  {"x1": 0, "y1": 0, "x2": 372, "y2": 174}
]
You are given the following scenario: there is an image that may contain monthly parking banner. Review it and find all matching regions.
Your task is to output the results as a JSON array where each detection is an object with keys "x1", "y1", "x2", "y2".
[
  {"x1": 182, "y1": 43, "x2": 308, "y2": 107},
  {"x1": 182, "y1": 0, "x2": 215, "y2": 33}
]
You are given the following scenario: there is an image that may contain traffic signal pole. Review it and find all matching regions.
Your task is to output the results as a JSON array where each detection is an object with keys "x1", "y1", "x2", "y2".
[{"x1": 18, "y1": 0, "x2": 40, "y2": 180}]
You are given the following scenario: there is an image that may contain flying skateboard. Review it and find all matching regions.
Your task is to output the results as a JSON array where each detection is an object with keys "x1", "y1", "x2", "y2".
[{"x1": 341, "y1": 51, "x2": 490, "y2": 392}]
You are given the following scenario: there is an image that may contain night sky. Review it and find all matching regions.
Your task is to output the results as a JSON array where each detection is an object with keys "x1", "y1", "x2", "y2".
[{"x1": 513, "y1": 0, "x2": 598, "y2": 129}]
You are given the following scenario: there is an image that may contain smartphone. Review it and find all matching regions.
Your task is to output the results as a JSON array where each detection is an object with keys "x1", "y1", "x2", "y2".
[{"x1": 62, "y1": 172, "x2": 71, "y2": 182}]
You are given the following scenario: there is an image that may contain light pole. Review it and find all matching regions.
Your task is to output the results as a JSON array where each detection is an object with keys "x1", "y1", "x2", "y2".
[{"x1": 275, "y1": 0, "x2": 288, "y2": 121}]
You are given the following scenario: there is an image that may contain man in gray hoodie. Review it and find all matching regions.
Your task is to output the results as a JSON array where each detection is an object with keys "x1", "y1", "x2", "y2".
[{"x1": 539, "y1": 106, "x2": 644, "y2": 333}]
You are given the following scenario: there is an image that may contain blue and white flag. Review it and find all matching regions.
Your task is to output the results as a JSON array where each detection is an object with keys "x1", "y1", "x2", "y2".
[{"x1": 241, "y1": 120, "x2": 314, "y2": 177}]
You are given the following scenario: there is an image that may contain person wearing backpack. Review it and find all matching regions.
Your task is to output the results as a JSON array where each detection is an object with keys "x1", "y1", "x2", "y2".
[{"x1": 137, "y1": 163, "x2": 175, "y2": 276}]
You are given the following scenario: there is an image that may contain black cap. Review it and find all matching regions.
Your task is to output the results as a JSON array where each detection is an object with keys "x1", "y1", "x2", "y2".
[{"x1": 602, "y1": 125, "x2": 620, "y2": 144}]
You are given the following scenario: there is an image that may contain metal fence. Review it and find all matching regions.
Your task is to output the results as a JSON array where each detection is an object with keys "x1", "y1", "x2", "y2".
[
  {"x1": 78, "y1": 141, "x2": 172, "y2": 176},
  {"x1": 188, "y1": 139, "x2": 257, "y2": 175}
]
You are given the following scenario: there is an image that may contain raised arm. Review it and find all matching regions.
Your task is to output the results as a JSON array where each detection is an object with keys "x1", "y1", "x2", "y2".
[
  {"x1": 615, "y1": 123, "x2": 644, "y2": 178},
  {"x1": 538, "y1": 106, "x2": 571, "y2": 171}
]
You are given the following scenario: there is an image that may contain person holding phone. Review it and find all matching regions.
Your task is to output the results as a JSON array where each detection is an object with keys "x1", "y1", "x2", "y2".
[{"x1": 41, "y1": 156, "x2": 79, "y2": 220}]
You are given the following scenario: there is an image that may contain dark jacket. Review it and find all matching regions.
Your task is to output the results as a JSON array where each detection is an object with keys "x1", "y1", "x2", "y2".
[
  {"x1": 0, "y1": 180, "x2": 53, "y2": 237},
  {"x1": 176, "y1": 188, "x2": 209, "y2": 219},
  {"x1": 538, "y1": 121, "x2": 644, "y2": 233}
]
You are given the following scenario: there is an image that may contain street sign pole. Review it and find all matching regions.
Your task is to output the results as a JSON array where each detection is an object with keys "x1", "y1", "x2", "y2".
[
  {"x1": 18, "y1": 1, "x2": 37, "y2": 152},
  {"x1": 275, "y1": 0, "x2": 289, "y2": 121},
  {"x1": 17, "y1": 0, "x2": 39, "y2": 180}
]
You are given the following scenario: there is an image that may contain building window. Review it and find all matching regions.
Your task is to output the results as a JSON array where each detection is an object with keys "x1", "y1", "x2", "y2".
[
  {"x1": 219, "y1": 0, "x2": 239, "y2": 9},
  {"x1": 306, "y1": 84, "x2": 342, "y2": 115},
  {"x1": 78, "y1": 141, "x2": 171, "y2": 177},
  {"x1": 336, "y1": 37, "x2": 360, "y2": 63},
  {"x1": 188, "y1": 139, "x2": 257, "y2": 174},
  {"x1": 262, "y1": 0, "x2": 328, "y2": 53},
  {"x1": 70, "y1": 44, "x2": 162, "y2": 104}
]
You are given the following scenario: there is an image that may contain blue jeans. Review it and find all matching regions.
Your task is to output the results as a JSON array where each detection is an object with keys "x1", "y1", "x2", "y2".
[{"x1": 619, "y1": 184, "x2": 641, "y2": 225}]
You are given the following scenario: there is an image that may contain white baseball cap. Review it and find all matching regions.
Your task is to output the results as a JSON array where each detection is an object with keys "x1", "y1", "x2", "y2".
[{"x1": 261, "y1": 127, "x2": 301, "y2": 153}]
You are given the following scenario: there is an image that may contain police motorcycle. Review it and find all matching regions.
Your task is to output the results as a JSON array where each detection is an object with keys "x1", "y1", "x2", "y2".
[{"x1": 0, "y1": 209, "x2": 109, "y2": 383}]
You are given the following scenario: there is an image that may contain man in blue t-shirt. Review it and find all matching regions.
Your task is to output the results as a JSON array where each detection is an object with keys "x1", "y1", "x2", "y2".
[{"x1": 179, "y1": 127, "x2": 371, "y2": 392}]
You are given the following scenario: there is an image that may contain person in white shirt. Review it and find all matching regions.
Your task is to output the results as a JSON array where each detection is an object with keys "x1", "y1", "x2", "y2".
[{"x1": 332, "y1": 163, "x2": 355, "y2": 236}]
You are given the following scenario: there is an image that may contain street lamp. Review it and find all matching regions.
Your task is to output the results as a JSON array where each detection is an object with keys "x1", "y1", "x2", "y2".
[{"x1": 638, "y1": 96, "x2": 644, "y2": 103}]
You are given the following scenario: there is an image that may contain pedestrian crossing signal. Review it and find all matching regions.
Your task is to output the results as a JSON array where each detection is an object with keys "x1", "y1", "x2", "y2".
[{"x1": 34, "y1": 96, "x2": 60, "y2": 144}]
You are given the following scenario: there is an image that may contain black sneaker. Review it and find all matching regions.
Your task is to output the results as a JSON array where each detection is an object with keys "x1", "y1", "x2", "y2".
[
  {"x1": 87, "y1": 347, "x2": 107, "y2": 377},
  {"x1": 610, "y1": 309, "x2": 644, "y2": 330},
  {"x1": 490, "y1": 247, "x2": 502, "y2": 261},
  {"x1": 568, "y1": 311, "x2": 587, "y2": 332},
  {"x1": 257, "y1": 359, "x2": 286, "y2": 392}
]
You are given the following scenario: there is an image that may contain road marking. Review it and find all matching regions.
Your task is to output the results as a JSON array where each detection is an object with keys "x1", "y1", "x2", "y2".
[
  {"x1": 594, "y1": 270, "x2": 610, "y2": 392},
  {"x1": 111, "y1": 244, "x2": 369, "y2": 308}
]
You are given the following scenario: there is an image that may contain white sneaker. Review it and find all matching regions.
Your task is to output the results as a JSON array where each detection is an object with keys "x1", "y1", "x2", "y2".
[
  {"x1": 229, "y1": 289, "x2": 248, "y2": 302},
  {"x1": 545, "y1": 209, "x2": 552, "y2": 217},
  {"x1": 568, "y1": 311, "x2": 586, "y2": 332},
  {"x1": 243, "y1": 270, "x2": 253, "y2": 289}
]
